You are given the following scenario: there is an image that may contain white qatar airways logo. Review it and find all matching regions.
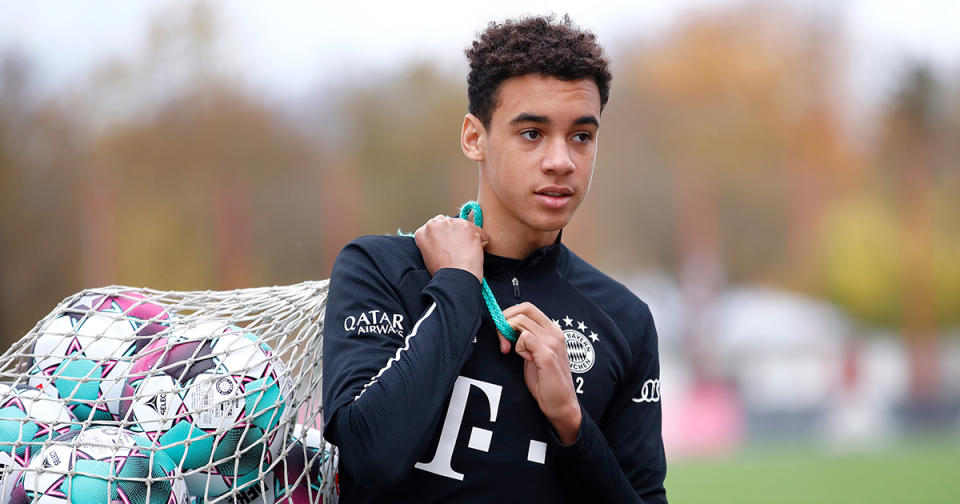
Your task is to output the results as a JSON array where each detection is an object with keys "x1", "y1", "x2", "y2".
[{"x1": 344, "y1": 308, "x2": 405, "y2": 336}]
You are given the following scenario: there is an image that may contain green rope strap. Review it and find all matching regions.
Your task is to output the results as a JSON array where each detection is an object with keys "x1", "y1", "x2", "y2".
[
  {"x1": 397, "y1": 201, "x2": 517, "y2": 343},
  {"x1": 458, "y1": 201, "x2": 518, "y2": 343}
]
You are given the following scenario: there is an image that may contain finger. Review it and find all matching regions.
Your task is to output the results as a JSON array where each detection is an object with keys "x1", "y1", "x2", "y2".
[
  {"x1": 503, "y1": 302, "x2": 542, "y2": 320},
  {"x1": 413, "y1": 223, "x2": 428, "y2": 243},
  {"x1": 502, "y1": 303, "x2": 522, "y2": 318},
  {"x1": 480, "y1": 228, "x2": 490, "y2": 247},
  {"x1": 421, "y1": 214, "x2": 444, "y2": 233},
  {"x1": 505, "y1": 313, "x2": 545, "y2": 336},
  {"x1": 498, "y1": 332, "x2": 511, "y2": 354},
  {"x1": 515, "y1": 302, "x2": 556, "y2": 330},
  {"x1": 514, "y1": 328, "x2": 559, "y2": 365},
  {"x1": 503, "y1": 304, "x2": 556, "y2": 334},
  {"x1": 514, "y1": 330, "x2": 535, "y2": 361},
  {"x1": 508, "y1": 313, "x2": 569, "y2": 364}
]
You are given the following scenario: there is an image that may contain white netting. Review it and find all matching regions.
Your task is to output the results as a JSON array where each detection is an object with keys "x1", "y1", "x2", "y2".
[{"x1": 0, "y1": 281, "x2": 337, "y2": 504}]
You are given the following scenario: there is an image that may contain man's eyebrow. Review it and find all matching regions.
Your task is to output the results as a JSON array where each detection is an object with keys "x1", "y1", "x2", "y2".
[
  {"x1": 508, "y1": 113, "x2": 599, "y2": 128},
  {"x1": 510, "y1": 113, "x2": 550, "y2": 125},
  {"x1": 573, "y1": 115, "x2": 599, "y2": 127}
]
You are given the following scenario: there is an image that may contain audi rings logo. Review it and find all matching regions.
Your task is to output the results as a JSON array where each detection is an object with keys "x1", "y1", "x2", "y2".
[
  {"x1": 632, "y1": 379, "x2": 661, "y2": 403},
  {"x1": 563, "y1": 330, "x2": 595, "y2": 374}
]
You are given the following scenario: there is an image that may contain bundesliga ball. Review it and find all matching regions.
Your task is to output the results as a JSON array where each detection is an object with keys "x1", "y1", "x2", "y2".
[
  {"x1": 228, "y1": 432, "x2": 337, "y2": 504},
  {"x1": 271, "y1": 436, "x2": 337, "y2": 504},
  {"x1": 0, "y1": 471, "x2": 21, "y2": 503},
  {"x1": 8, "y1": 426, "x2": 189, "y2": 504},
  {"x1": 0, "y1": 384, "x2": 78, "y2": 495},
  {"x1": 119, "y1": 321, "x2": 290, "y2": 499},
  {"x1": 27, "y1": 291, "x2": 171, "y2": 422}
]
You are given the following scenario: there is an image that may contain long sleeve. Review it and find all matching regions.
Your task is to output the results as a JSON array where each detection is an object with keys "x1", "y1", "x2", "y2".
[
  {"x1": 321, "y1": 239, "x2": 485, "y2": 491},
  {"x1": 549, "y1": 302, "x2": 667, "y2": 503}
]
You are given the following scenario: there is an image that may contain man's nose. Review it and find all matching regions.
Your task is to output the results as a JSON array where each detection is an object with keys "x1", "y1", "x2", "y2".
[{"x1": 541, "y1": 137, "x2": 575, "y2": 175}]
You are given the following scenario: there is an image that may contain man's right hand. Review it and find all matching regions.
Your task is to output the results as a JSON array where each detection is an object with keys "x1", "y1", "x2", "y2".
[{"x1": 414, "y1": 214, "x2": 488, "y2": 282}]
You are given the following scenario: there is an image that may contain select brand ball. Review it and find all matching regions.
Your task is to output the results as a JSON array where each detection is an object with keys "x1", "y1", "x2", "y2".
[
  {"x1": 0, "y1": 384, "x2": 78, "y2": 497},
  {"x1": 9, "y1": 426, "x2": 188, "y2": 504},
  {"x1": 27, "y1": 291, "x2": 171, "y2": 421},
  {"x1": 119, "y1": 321, "x2": 290, "y2": 498}
]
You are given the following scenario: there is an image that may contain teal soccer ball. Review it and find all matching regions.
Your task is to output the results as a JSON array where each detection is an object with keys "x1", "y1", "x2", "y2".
[{"x1": 10, "y1": 426, "x2": 188, "y2": 504}]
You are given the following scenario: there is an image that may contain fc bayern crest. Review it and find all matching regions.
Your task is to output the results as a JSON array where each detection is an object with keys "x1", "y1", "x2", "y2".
[
  {"x1": 564, "y1": 330, "x2": 594, "y2": 373},
  {"x1": 555, "y1": 316, "x2": 598, "y2": 374}
]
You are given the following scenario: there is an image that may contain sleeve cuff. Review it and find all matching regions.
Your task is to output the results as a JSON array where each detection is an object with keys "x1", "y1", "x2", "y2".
[
  {"x1": 428, "y1": 268, "x2": 484, "y2": 310},
  {"x1": 421, "y1": 266, "x2": 485, "y2": 339},
  {"x1": 433, "y1": 267, "x2": 483, "y2": 288},
  {"x1": 548, "y1": 402, "x2": 587, "y2": 448}
]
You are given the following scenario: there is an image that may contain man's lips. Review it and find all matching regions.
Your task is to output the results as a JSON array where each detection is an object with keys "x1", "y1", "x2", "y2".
[{"x1": 534, "y1": 187, "x2": 574, "y2": 209}]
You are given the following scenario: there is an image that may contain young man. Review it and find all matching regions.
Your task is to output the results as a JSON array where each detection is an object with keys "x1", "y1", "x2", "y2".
[{"x1": 322, "y1": 15, "x2": 667, "y2": 503}]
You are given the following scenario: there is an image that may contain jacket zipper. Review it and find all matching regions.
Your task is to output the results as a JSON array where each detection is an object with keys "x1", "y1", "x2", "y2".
[{"x1": 512, "y1": 277, "x2": 520, "y2": 300}]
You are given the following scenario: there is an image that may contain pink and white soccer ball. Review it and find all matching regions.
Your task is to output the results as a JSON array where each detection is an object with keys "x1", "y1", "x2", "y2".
[
  {"x1": 9, "y1": 426, "x2": 189, "y2": 504},
  {"x1": 26, "y1": 291, "x2": 171, "y2": 421},
  {"x1": 273, "y1": 427, "x2": 338, "y2": 504},
  {"x1": 119, "y1": 321, "x2": 291, "y2": 499},
  {"x1": 0, "y1": 384, "x2": 78, "y2": 501},
  {"x1": 209, "y1": 426, "x2": 337, "y2": 504}
]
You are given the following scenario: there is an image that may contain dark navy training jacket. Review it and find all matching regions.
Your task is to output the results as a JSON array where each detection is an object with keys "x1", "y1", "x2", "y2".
[{"x1": 322, "y1": 233, "x2": 667, "y2": 503}]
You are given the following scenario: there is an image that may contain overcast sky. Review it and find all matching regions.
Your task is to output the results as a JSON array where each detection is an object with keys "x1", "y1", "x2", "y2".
[{"x1": 1, "y1": 0, "x2": 958, "y2": 105}]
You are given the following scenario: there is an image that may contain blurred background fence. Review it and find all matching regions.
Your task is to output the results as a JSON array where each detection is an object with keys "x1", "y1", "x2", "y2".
[{"x1": 1, "y1": 1, "x2": 958, "y2": 501}]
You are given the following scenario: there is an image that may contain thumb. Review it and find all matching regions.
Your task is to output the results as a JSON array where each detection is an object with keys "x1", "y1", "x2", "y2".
[{"x1": 480, "y1": 228, "x2": 490, "y2": 248}]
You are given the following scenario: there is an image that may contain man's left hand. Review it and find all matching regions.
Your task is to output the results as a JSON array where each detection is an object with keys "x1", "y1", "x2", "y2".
[{"x1": 499, "y1": 302, "x2": 582, "y2": 444}]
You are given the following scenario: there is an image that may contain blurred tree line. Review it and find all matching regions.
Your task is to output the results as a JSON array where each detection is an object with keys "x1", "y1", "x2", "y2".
[{"x1": 1, "y1": 4, "x2": 957, "y2": 397}]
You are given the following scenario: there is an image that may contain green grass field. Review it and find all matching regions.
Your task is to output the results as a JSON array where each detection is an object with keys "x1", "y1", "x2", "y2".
[{"x1": 664, "y1": 439, "x2": 959, "y2": 503}]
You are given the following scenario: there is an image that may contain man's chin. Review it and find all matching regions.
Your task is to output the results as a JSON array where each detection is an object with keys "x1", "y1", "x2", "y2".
[{"x1": 529, "y1": 214, "x2": 573, "y2": 234}]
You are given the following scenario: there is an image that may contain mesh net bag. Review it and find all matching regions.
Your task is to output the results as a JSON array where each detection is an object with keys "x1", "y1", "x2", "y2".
[{"x1": 0, "y1": 282, "x2": 337, "y2": 504}]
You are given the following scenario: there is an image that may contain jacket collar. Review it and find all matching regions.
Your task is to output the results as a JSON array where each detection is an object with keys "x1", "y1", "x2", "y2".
[{"x1": 483, "y1": 231, "x2": 564, "y2": 277}]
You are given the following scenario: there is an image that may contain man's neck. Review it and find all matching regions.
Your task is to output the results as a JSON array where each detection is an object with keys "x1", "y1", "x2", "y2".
[{"x1": 476, "y1": 199, "x2": 560, "y2": 260}]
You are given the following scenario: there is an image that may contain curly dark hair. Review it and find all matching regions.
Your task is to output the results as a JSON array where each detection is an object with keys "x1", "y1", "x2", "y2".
[{"x1": 465, "y1": 14, "x2": 611, "y2": 129}]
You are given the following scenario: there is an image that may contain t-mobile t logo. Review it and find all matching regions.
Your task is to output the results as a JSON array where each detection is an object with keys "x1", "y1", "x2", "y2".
[
  {"x1": 415, "y1": 376, "x2": 501, "y2": 480},
  {"x1": 416, "y1": 375, "x2": 548, "y2": 481}
]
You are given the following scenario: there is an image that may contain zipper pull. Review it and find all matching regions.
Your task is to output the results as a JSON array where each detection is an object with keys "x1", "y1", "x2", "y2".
[{"x1": 512, "y1": 277, "x2": 520, "y2": 299}]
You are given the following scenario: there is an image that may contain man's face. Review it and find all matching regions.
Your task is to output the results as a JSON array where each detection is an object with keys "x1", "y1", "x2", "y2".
[{"x1": 473, "y1": 74, "x2": 601, "y2": 240}]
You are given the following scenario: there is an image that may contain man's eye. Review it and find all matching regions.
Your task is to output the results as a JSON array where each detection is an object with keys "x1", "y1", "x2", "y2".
[
  {"x1": 572, "y1": 132, "x2": 592, "y2": 143},
  {"x1": 521, "y1": 130, "x2": 541, "y2": 141}
]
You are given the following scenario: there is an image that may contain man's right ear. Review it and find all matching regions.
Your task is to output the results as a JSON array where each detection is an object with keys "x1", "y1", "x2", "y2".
[{"x1": 461, "y1": 113, "x2": 486, "y2": 162}]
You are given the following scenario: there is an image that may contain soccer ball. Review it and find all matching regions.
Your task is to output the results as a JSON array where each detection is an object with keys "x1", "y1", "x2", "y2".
[
  {"x1": 0, "y1": 470, "x2": 21, "y2": 503},
  {"x1": 9, "y1": 426, "x2": 189, "y2": 504},
  {"x1": 0, "y1": 384, "x2": 78, "y2": 497},
  {"x1": 182, "y1": 420, "x2": 287, "y2": 501},
  {"x1": 222, "y1": 430, "x2": 337, "y2": 504},
  {"x1": 271, "y1": 437, "x2": 337, "y2": 504},
  {"x1": 119, "y1": 321, "x2": 290, "y2": 498},
  {"x1": 26, "y1": 291, "x2": 171, "y2": 422}
]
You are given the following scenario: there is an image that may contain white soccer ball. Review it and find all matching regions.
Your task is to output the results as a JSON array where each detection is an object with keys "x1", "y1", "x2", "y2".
[
  {"x1": 26, "y1": 291, "x2": 171, "y2": 422},
  {"x1": 212, "y1": 427, "x2": 338, "y2": 504},
  {"x1": 9, "y1": 426, "x2": 189, "y2": 504},
  {"x1": 119, "y1": 321, "x2": 291, "y2": 499},
  {"x1": 0, "y1": 383, "x2": 78, "y2": 497}
]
